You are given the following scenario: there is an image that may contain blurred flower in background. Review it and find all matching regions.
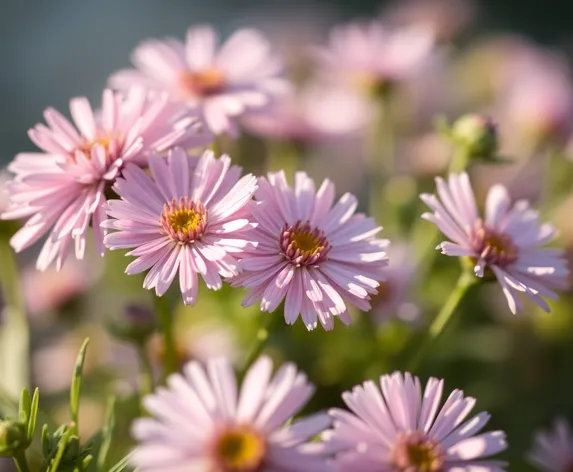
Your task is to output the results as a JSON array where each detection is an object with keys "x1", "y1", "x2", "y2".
[
  {"x1": 528, "y1": 419, "x2": 573, "y2": 472},
  {"x1": 110, "y1": 25, "x2": 289, "y2": 135}
]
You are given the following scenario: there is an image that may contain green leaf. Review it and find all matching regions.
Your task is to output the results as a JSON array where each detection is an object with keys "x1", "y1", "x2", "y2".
[
  {"x1": 18, "y1": 389, "x2": 30, "y2": 426},
  {"x1": 27, "y1": 388, "x2": 39, "y2": 443},
  {"x1": 70, "y1": 338, "x2": 90, "y2": 434},
  {"x1": 108, "y1": 452, "x2": 134, "y2": 472},
  {"x1": 46, "y1": 426, "x2": 72, "y2": 472},
  {"x1": 41, "y1": 424, "x2": 50, "y2": 458},
  {"x1": 96, "y1": 396, "x2": 116, "y2": 472}
]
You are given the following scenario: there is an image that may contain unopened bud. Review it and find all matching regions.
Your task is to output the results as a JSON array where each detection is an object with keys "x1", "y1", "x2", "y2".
[
  {"x1": 450, "y1": 114, "x2": 499, "y2": 160},
  {"x1": 0, "y1": 420, "x2": 27, "y2": 456},
  {"x1": 107, "y1": 304, "x2": 156, "y2": 344}
]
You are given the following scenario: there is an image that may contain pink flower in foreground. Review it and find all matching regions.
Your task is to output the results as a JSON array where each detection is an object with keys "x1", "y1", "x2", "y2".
[
  {"x1": 232, "y1": 171, "x2": 389, "y2": 331},
  {"x1": 131, "y1": 356, "x2": 331, "y2": 472},
  {"x1": 421, "y1": 172, "x2": 568, "y2": 313},
  {"x1": 110, "y1": 25, "x2": 288, "y2": 136},
  {"x1": 324, "y1": 372, "x2": 507, "y2": 471},
  {"x1": 103, "y1": 148, "x2": 257, "y2": 305},
  {"x1": 1, "y1": 88, "x2": 209, "y2": 271},
  {"x1": 314, "y1": 20, "x2": 434, "y2": 90},
  {"x1": 528, "y1": 419, "x2": 573, "y2": 472}
]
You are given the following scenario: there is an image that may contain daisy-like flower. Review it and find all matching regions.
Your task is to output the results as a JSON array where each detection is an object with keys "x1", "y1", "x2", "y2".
[
  {"x1": 1, "y1": 88, "x2": 209, "y2": 271},
  {"x1": 241, "y1": 81, "x2": 372, "y2": 144},
  {"x1": 131, "y1": 355, "x2": 331, "y2": 472},
  {"x1": 528, "y1": 419, "x2": 573, "y2": 472},
  {"x1": 421, "y1": 172, "x2": 568, "y2": 314},
  {"x1": 103, "y1": 148, "x2": 257, "y2": 305},
  {"x1": 232, "y1": 171, "x2": 389, "y2": 331},
  {"x1": 324, "y1": 371, "x2": 508, "y2": 471},
  {"x1": 370, "y1": 243, "x2": 420, "y2": 325},
  {"x1": 109, "y1": 24, "x2": 288, "y2": 136},
  {"x1": 314, "y1": 20, "x2": 435, "y2": 93}
]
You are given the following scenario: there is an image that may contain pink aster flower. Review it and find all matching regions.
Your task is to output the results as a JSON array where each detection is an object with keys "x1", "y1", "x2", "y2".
[
  {"x1": 130, "y1": 355, "x2": 331, "y2": 472},
  {"x1": 324, "y1": 371, "x2": 508, "y2": 471},
  {"x1": 241, "y1": 82, "x2": 372, "y2": 143},
  {"x1": 314, "y1": 19, "x2": 435, "y2": 91},
  {"x1": 1, "y1": 88, "x2": 209, "y2": 271},
  {"x1": 103, "y1": 148, "x2": 257, "y2": 305},
  {"x1": 232, "y1": 171, "x2": 389, "y2": 331},
  {"x1": 109, "y1": 24, "x2": 289, "y2": 136},
  {"x1": 528, "y1": 419, "x2": 573, "y2": 472},
  {"x1": 370, "y1": 243, "x2": 420, "y2": 325},
  {"x1": 421, "y1": 172, "x2": 568, "y2": 314}
]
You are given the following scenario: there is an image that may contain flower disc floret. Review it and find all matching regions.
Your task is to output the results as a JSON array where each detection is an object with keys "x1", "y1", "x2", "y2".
[
  {"x1": 392, "y1": 432, "x2": 445, "y2": 472},
  {"x1": 160, "y1": 197, "x2": 207, "y2": 243},
  {"x1": 212, "y1": 426, "x2": 266, "y2": 472},
  {"x1": 280, "y1": 221, "x2": 331, "y2": 267}
]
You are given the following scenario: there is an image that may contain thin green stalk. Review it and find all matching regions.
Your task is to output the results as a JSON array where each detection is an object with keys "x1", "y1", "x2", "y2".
[
  {"x1": 153, "y1": 295, "x2": 177, "y2": 380},
  {"x1": 267, "y1": 140, "x2": 302, "y2": 176},
  {"x1": 0, "y1": 239, "x2": 30, "y2": 397},
  {"x1": 408, "y1": 271, "x2": 475, "y2": 371},
  {"x1": 368, "y1": 92, "x2": 395, "y2": 224},
  {"x1": 136, "y1": 344, "x2": 154, "y2": 397},
  {"x1": 13, "y1": 450, "x2": 30, "y2": 472},
  {"x1": 239, "y1": 314, "x2": 278, "y2": 380}
]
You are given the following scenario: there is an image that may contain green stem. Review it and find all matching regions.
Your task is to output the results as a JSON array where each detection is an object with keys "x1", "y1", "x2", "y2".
[
  {"x1": 239, "y1": 314, "x2": 278, "y2": 380},
  {"x1": 136, "y1": 344, "x2": 154, "y2": 397},
  {"x1": 408, "y1": 271, "x2": 475, "y2": 371},
  {"x1": 13, "y1": 450, "x2": 30, "y2": 472},
  {"x1": 153, "y1": 295, "x2": 177, "y2": 380},
  {"x1": 0, "y1": 239, "x2": 30, "y2": 397},
  {"x1": 267, "y1": 140, "x2": 301, "y2": 176},
  {"x1": 368, "y1": 92, "x2": 395, "y2": 224}
]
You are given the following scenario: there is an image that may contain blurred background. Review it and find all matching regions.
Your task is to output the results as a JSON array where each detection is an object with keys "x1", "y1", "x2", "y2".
[{"x1": 3, "y1": 0, "x2": 573, "y2": 471}]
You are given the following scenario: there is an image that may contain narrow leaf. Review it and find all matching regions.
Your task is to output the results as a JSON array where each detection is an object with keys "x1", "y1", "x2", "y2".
[
  {"x1": 18, "y1": 388, "x2": 30, "y2": 425},
  {"x1": 108, "y1": 451, "x2": 135, "y2": 472},
  {"x1": 27, "y1": 388, "x2": 40, "y2": 443},
  {"x1": 70, "y1": 338, "x2": 90, "y2": 434},
  {"x1": 47, "y1": 426, "x2": 72, "y2": 472},
  {"x1": 96, "y1": 396, "x2": 116, "y2": 472}
]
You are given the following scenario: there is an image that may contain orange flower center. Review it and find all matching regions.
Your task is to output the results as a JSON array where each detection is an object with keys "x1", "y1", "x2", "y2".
[
  {"x1": 211, "y1": 426, "x2": 266, "y2": 472},
  {"x1": 392, "y1": 432, "x2": 445, "y2": 472},
  {"x1": 179, "y1": 68, "x2": 226, "y2": 97},
  {"x1": 160, "y1": 197, "x2": 207, "y2": 243},
  {"x1": 280, "y1": 221, "x2": 331, "y2": 267}
]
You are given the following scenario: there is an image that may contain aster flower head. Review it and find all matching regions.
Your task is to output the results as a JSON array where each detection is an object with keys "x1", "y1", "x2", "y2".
[
  {"x1": 232, "y1": 171, "x2": 389, "y2": 331},
  {"x1": 130, "y1": 355, "x2": 331, "y2": 472},
  {"x1": 110, "y1": 24, "x2": 289, "y2": 136},
  {"x1": 103, "y1": 148, "x2": 257, "y2": 305},
  {"x1": 1, "y1": 88, "x2": 209, "y2": 271},
  {"x1": 314, "y1": 19, "x2": 435, "y2": 94},
  {"x1": 241, "y1": 81, "x2": 372, "y2": 144},
  {"x1": 371, "y1": 243, "x2": 419, "y2": 325},
  {"x1": 421, "y1": 172, "x2": 568, "y2": 314},
  {"x1": 528, "y1": 419, "x2": 573, "y2": 472},
  {"x1": 324, "y1": 371, "x2": 508, "y2": 471}
]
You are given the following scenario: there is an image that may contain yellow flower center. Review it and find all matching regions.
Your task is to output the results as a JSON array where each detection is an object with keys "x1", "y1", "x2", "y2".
[
  {"x1": 280, "y1": 221, "x2": 331, "y2": 267},
  {"x1": 393, "y1": 432, "x2": 445, "y2": 472},
  {"x1": 166, "y1": 208, "x2": 203, "y2": 234},
  {"x1": 180, "y1": 68, "x2": 226, "y2": 97},
  {"x1": 212, "y1": 426, "x2": 266, "y2": 472},
  {"x1": 291, "y1": 230, "x2": 324, "y2": 256},
  {"x1": 160, "y1": 197, "x2": 207, "y2": 243}
]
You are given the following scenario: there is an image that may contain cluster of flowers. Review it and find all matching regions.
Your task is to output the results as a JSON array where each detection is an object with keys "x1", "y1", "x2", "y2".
[{"x1": 1, "y1": 16, "x2": 572, "y2": 472}]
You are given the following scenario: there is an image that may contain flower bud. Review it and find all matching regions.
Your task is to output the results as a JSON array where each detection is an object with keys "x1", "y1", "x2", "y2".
[
  {"x1": 107, "y1": 304, "x2": 156, "y2": 344},
  {"x1": 0, "y1": 420, "x2": 27, "y2": 456},
  {"x1": 450, "y1": 114, "x2": 499, "y2": 160}
]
